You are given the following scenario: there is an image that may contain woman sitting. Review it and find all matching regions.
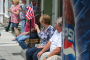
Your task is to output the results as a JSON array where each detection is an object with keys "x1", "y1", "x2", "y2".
[{"x1": 26, "y1": 14, "x2": 55, "y2": 60}]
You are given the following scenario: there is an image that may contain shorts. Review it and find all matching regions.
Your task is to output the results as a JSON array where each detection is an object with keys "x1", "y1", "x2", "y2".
[{"x1": 12, "y1": 23, "x2": 19, "y2": 28}]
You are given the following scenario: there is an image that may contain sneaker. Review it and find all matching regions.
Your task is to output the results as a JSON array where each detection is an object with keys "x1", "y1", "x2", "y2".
[
  {"x1": 9, "y1": 31, "x2": 12, "y2": 33},
  {"x1": 3, "y1": 30, "x2": 6, "y2": 32}
]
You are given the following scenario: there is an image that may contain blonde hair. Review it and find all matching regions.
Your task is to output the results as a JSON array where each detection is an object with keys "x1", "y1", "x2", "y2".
[
  {"x1": 13, "y1": 0, "x2": 19, "y2": 4},
  {"x1": 40, "y1": 14, "x2": 51, "y2": 25}
]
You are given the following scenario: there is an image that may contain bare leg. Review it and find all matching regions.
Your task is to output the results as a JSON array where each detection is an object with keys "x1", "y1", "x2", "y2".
[{"x1": 14, "y1": 27, "x2": 19, "y2": 37}]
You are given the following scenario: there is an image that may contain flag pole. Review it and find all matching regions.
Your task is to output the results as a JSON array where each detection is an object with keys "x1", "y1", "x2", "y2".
[
  {"x1": 28, "y1": 19, "x2": 31, "y2": 48},
  {"x1": 28, "y1": 10, "x2": 44, "y2": 48}
]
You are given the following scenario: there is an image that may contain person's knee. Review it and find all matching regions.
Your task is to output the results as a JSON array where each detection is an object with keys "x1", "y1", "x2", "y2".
[
  {"x1": 47, "y1": 55, "x2": 61, "y2": 60},
  {"x1": 33, "y1": 52, "x2": 38, "y2": 60},
  {"x1": 33, "y1": 52, "x2": 37, "y2": 57},
  {"x1": 17, "y1": 35, "x2": 23, "y2": 41},
  {"x1": 26, "y1": 49, "x2": 29, "y2": 56},
  {"x1": 39, "y1": 52, "x2": 50, "y2": 60},
  {"x1": 18, "y1": 38, "x2": 23, "y2": 42},
  {"x1": 26, "y1": 48, "x2": 33, "y2": 56},
  {"x1": 14, "y1": 27, "x2": 17, "y2": 30},
  {"x1": 18, "y1": 37, "x2": 24, "y2": 42}
]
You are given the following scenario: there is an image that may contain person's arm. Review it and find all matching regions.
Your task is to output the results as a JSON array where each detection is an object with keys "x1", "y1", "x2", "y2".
[
  {"x1": 46, "y1": 47, "x2": 61, "y2": 59},
  {"x1": 8, "y1": 5, "x2": 14, "y2": 12},
  {"x1": 19, "y1": 8, "x2": 26, "y2": 14},
  {"x1": 19, "y1": 6, "x2": 27, "y2": 14},
  {"x1": 22, "y1": 4, "x2": 27, "y2": 14},
  {"x1": 23, "y1": 27, "x2": 37, "y2": 35},
  {"x1": 11, "y1": 6, "x2": 14, "y2": 9},
  {"x1": 22, "y1": 10, "x2": 26, "y2": 14},
  {"x1": 44, "y1": 32, "x2": 62, "y2": 59},
  {"x1": 35, "y1": 24, "x2": 40, "y2": 33},
  {"x1": 20, "y1": 32, "x2": 29, "y2": 36},
  {"x1": 37, "y1": 41, "x2": 51, "y2": 58},
  {"x1": 10, "y1": 9, "x2": 20, "y2": 15},
  {"x1": 43, "y1": 47, "x2": 61, "y2": 60},
  {"x1": 30, "y1": 27, "x2": 37, "y2": 33},
  {"x1": 11, "y1": 5, "x2": 15, "y2": 9}
]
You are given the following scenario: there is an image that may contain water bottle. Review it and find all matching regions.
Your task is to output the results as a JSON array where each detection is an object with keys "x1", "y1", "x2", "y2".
[{"x1": 62, "y1": 0, "x2": 76, "y2": 60}]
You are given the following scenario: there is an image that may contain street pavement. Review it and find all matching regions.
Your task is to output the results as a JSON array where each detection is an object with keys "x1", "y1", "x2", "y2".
[{"x1": 0, "y1": 24, "x2": 25, "y2": 60}]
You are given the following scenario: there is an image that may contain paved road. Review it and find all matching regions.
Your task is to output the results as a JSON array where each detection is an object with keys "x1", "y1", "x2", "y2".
[
  {"x1": 0, "y1": 31, "x2": 18, "y2": 46},
  {"x1": 0, "y1": 24, "x2": 25, "y2": 60},
  {"x1": 0, "y1": 24, "x2": 18, "y2": 46}
]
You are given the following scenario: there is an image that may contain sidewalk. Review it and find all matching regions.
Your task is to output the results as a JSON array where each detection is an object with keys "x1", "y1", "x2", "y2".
[{"x1": 0, "y1": 24, "x2": 25, "y2": 60}]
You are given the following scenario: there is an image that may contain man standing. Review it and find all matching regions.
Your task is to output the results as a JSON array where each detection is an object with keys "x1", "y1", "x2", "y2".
[
  {"x1": 37, "y1": 17, "x2": 62, "y2": 60},
  {"x1": 19, "y1": 0, "x2": 27, "y2": 33}
]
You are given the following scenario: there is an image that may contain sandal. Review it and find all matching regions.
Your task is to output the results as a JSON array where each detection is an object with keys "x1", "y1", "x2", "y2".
[{"x1": 12, "y1": 39, "x2": 17, "y2": 41}]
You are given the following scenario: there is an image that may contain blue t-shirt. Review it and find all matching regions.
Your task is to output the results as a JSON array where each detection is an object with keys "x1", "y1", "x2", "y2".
[{"x1": 20, "y1": 4, "x2": 27, "y2": 20}]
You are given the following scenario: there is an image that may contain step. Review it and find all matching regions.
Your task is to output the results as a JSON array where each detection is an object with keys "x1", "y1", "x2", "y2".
[
  {"x1": 21, "y1": 49, "x2": 27, "y2": 60},
  {"x1": 21, "y1": 38, "x2": 40, "y2": 60}
]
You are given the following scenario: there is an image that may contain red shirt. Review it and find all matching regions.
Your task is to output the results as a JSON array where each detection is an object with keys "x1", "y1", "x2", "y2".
[{"x1": 24, "y1": 16, "x2": 37, "y2": 32}]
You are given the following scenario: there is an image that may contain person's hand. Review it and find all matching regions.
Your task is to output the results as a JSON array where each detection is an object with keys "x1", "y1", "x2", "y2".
[
  {"x1": 34, "y1": 10, "x2": 36, "y2": 13},
  {"x1": 35, "y1": 24, "x2": 38, "y2": 29},
  {"x1": 37, "y1": 51, "x2": 43, "y2": 58},
  {"x1": 37, "y1": 45, "x2": 44, "y2": 49},
  {"x1": 20, "y1": 33, "x2": 24, "y2": 36},
  {"x1": 8, "y1": 9, "x2": 13, "y2": 12},
  {"x1": 8, "y1": 9, "x2": 11, "y2": 12},
  {"x1": 43, "y1": 58, "x2": 46, "y2": 60},
  {"x1": 23, "y1": 32, "x2": 28, "y2": 35},
  {"x1": 18, "y1": 7, "x2": 22, "y2": 11},
  {"x1": 20, "y1": 32, "x2": 26, "y2": 36},
  {"x1": 10, "y1": 9, "x2": 13, "y2": 13}
]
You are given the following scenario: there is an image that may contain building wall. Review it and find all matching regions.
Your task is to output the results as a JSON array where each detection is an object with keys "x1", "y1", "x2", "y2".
[
  {"x1": 43, "y1": 0, "x2": 52, "y2": 24},
  {"x1": 43, "y1": 0, "x2": 61, "y2": 26},
  {"x1": 0, "y1": 0, "x2": 4, "y2": 23}
]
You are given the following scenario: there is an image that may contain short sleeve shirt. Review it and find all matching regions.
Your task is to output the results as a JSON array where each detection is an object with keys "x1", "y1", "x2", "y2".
[
  {"x1": 24, "y1": 16, "x2": 37, "y2": 32},
  {"x1": 38, "y1": 26, "x2": 55, "y2": 46},
  {"x1": 20, "y1": 4, "x2": 27, "y2": 20},
  {"x1": 50, "y1": 30, "x2": 62, "y2": 52},
  {"x1": 11, "y1": 5, "x2": 20, "y2": 23}
]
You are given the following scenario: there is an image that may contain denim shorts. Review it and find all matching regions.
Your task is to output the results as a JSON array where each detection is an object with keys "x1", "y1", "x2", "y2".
[{"x1": 12, "y1": 23, "x2": 19, "y2": 28}]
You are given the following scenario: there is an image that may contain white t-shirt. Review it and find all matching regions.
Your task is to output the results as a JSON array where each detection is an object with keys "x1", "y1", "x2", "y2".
[{"x1": 50, "y1": 30, "x2": 62, "y2": 53}]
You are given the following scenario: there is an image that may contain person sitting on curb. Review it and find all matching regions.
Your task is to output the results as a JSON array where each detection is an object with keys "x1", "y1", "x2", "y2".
[
  {"x1": 12, "y1": 15, "x2": 38, "y2": 49},
  {"x1": 37, "y1": 17, "x2": 62, "y2": 60},
  {"x1": 26, "y1": 14, "x2": 55, "y2": 60}
]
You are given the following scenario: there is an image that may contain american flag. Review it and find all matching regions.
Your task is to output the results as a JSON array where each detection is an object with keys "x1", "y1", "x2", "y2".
[{"x1": 25, "y1": 2, "x2": 34, "y2": 20}]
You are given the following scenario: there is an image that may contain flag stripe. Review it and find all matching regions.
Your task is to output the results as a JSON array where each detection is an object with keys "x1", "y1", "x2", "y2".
[{"x1": 25, "y1": 7, "x2": 34, "y2": 20}]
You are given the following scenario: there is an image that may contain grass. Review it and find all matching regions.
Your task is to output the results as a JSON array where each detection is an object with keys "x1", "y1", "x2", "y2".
[{"x1": 8, "y1": 28, "x2": 21, "y2": 33}]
